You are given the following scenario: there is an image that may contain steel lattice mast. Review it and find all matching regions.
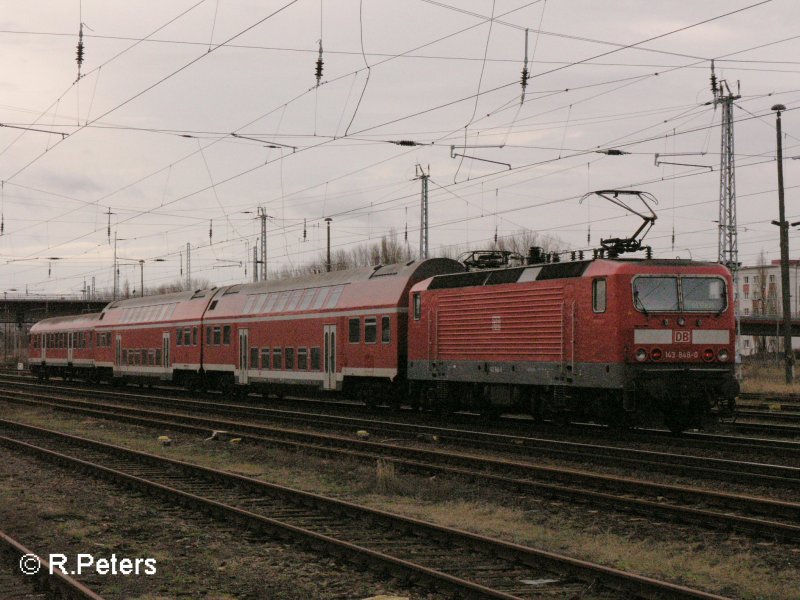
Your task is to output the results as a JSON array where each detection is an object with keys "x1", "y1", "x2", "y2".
[
  {"x1": 713, "y1": 61, "x2": 741, "y2": 269},
  {"x1": 711, "y1": 61, "x2": 742, "y2": 369}
]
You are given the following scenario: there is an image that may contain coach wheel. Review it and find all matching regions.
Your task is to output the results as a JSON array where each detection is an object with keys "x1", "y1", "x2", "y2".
[
  {"x1": 219, "y1": 377, "x2": 234, "y2": 397},
  {"x1": 531, "y1": 397, "x2": 544, "y2": 424}
]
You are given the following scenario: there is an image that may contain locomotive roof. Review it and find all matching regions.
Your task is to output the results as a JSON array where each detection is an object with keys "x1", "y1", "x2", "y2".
[
  {"x1": 418, "y1": 257, "x2": 729, "y2": 291},
  {"x1": 30, "y1": 312, "x2": 102, "y2": 333}
]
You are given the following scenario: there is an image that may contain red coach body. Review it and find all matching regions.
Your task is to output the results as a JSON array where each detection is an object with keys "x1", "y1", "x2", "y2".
[{"x1": 29, "y1": 312, "x2": 101, "y2": 379}]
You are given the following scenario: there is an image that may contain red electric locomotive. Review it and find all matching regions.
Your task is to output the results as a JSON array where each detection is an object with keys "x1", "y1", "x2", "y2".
[{"x1": 406, "y1": 256, "x2": 738, "y2": 431}]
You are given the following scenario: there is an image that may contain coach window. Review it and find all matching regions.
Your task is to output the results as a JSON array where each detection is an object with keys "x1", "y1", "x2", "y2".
[
  {"x1": 285, "y1": 347, "x2": 295, "y2": 369},
  {"x1": 298, "y1": 347, "x2": 308, "y2": 370},
  {"x1": 593, "y1": 279, "x2": 607, "y2": 313},
  {"x1": 192, "y1": 327, "x2": 198, "y2": 346},
  {"x1": 213, "y1": 326, "x2": 222, "y2": 345},
  {"x1": 223, "y1": 325, "x2": 232, "y2": 345},
  {"x1": 364, "y1": 317, "x2": 377, "y2": 343},
  {"x1": 413, "y1": 293, "x2": 421, "y2": 320},
  {"x1": 176, "y1": 328, "x2": 183, "y2": 346},
  {"x1": 206, "y1": 326, "x2": 212, "y2": 345},
  {"x1": 349, "y1": 318, "x2": 360, "y2": 343},
  {"x1": 310, "y1": 347, "x2": 321, "y2": 370},
  {"x1": 299, "y1": 288, "x2": 316, "y2": 311},
  {"x1": 155, "y1": 349, "x2": 162, "y2": 364},
  {"x1": 381, "y1": 316, "x2": 391, "y2": 343},
  {"x1": 250, "y1": 347, "x2": 259, "y2": 370},
  {"x1": 183, "y1": 328, "x2": 191, "y2": 346},
  {"x1": 261, "y1": 348, "x2": 270, "y2": 370},
  {"x1": 272, "y1": 348, "x2": 282, "y2": 369}
]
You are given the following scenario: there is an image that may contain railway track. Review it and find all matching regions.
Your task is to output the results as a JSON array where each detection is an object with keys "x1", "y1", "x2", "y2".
[
  {"x1": 7, "y1": 371, "x2": 800, "y2": 446},
  {"x1": 4, "y1": 380, "x2": 800, "y2": 479},
  {"x1": 0, "y1": 530, "x2": 105, "y2": 600},
  {"x1": 0, "y1": 418, "x2": 730, "y2": 600},
  {"x1": 3, "y1": 386, "x2": 800, "y2": 545}
]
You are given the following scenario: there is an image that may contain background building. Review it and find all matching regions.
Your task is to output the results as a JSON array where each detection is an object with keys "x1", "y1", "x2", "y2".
[{"x1": 735, "y1": 259, "x2": 800, "y2": 356}]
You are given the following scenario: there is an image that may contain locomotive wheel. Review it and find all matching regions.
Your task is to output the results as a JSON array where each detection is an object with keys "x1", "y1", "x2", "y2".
[{"x1": 663, "y1": 407, "x2": 693, "y2": 434}]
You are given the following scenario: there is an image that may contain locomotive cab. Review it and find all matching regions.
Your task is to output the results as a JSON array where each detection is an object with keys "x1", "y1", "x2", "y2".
[{"x1": 624, "y1": 268, "x2": 738, "y2": 431}]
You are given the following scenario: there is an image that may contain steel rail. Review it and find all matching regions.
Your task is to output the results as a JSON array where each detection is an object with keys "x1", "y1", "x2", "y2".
[
  {"x1": 3, "y1": 390, "x2": 800, "y2": 543},
  {"x1": 0, "y1": 530, "x2": 105, "y2": 600},
  {"x1": 0, "y1": 418, "x2": 730, "y2": 600},
  {"x1": 2, "y1": 383, "x2": 799, "y2": 487}
]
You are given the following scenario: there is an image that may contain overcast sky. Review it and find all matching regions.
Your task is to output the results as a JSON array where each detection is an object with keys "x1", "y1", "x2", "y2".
[{"x1": 0, "y1": 0, "x2": 798, "y2": 296}]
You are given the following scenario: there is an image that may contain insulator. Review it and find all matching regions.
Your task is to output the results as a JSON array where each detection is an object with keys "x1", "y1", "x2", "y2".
[
  {"x1": 552, "y1": 252, "x2": 560, "y2": 263},
  {"x1": 521, "y1": 67, "x2": 529, "y2": 89},
  {"x1": 579, "y1": 250, "x2": 584, "y2": 260},
  {"x1": 570, "y1": 251, "x2": 576, "y2": 261},
  {"x1": 315, "y1": 39, "x2": 324, "y2": 86},
  {"x1": 315, "y1": 57, "x2": 324, "y2": 84},
  {"x1": 392, "y1": 140, "x2": 420, "y2": 146},
  {"x1": 646, "y1": 246, "x2": 653, "y2": 259}
]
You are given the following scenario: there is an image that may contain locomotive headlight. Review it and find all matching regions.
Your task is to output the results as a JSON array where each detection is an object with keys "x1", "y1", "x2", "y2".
[
  {"x1": 718, "y1": 349, "x2": 729, "y2": 362},
  {"x1": 635, "y1": 348, "x2": 648, "y2": 362},
  {"x1": 650, "y1": 348, "x2": 663, "y2": 361},
  {"x1": 677, "y1": 317, "x2": 686, "y2": 326},
  {"x1": 702, "y1": 348, "x2": 715, "y2": 362}
]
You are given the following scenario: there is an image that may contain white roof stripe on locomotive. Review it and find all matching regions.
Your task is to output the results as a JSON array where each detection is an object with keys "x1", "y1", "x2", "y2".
[
  {"x1": 692, "y1": 330, "x2": 730, "y2": 344},
  {"x1": 633, "y1": 329, "x2": 672, "y2": 344}
]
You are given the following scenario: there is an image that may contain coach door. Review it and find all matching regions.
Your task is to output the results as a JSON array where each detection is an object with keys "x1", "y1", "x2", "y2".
[
  {"x1": 67, "y1": 332, "x2": 74, "y2": 364},
  {"x1": 323, "y1": 325, "x2": 336, "y2": 390},
  {"x1": 41, "y1": 334, "x2": 47, "y2": 362},
  {"x1": 162, "y1": 332, "x2": 170, "y2": 377},
  {"x1": 238, "y1": 329, "x2": 249, "y2": 385}
]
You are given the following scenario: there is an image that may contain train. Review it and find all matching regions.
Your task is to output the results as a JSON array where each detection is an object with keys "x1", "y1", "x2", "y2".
[{"x1": 27, "y1": 252, "x2": 739, "y2": 432}]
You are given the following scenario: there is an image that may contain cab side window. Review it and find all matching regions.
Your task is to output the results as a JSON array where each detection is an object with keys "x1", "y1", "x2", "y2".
[{"x1": 593, "y1": 279, "x2": 607, "y2": 313}]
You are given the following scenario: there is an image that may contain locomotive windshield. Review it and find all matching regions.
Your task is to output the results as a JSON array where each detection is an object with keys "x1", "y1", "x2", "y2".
[{"x1": 632, "y1": 276, "x2": 726, "y2": 313}]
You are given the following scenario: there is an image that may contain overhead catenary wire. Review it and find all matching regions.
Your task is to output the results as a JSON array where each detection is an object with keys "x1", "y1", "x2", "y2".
[{"x1": 2, "y1": 0, "x2": 793, "y2": 292}]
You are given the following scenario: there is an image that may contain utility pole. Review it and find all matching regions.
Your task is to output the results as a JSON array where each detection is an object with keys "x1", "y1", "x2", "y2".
[
  {"x1": 186, "y1": 243, "x2": 191, "y2": 290},
  {"x1": 415, "y1": 164, "x2": 430, "y2": 259},
  {"x1": 257, "y1": 207, "x2": 268, "y2": 281},
  {"x1": 253, "y1": 246, "x2": 258, "y2": 282},
  {"x1": 139, "y1": 259, "x2": 144, "y2": 297},
  {"x1": 113, "y1": 232, "x2": 119, "y2": 300},
  {"x1": 325, "y1": 217, "x2": 332, "y2": 272},
  {"x1": 772, "y1": 104, "x2": 795, "y2": 383}
]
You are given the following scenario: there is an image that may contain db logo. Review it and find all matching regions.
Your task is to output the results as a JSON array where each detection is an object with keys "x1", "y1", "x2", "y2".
[{"x1": 674, "y1": 330, "x2": 690, "y2": 343}]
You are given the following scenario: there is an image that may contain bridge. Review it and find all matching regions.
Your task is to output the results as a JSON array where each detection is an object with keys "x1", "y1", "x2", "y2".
[
  {"x1": 0, "y1": 296, "x2": 109, "y2": 325},
  {"x1": 738, "y1": 316, "x2": 800, "y2": 337}
]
